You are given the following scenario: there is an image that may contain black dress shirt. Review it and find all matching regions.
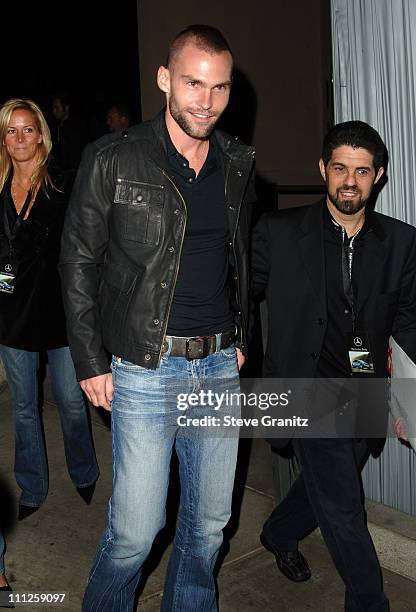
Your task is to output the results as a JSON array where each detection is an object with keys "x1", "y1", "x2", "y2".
[
  {"x1": 316, "y1": 205, "x2": 373, "y2": 378},
  {"x1": 164, "y1": 126, "x2": 234, "y2": 336}
]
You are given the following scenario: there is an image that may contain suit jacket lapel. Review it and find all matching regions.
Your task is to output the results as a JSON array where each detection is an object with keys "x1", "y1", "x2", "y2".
[
  {"x1": 355, "y1": 225, "x2": 387, "y2": 318},
  {"x1": 297, "y1": 200, "x2": 327, "y2": 311}
]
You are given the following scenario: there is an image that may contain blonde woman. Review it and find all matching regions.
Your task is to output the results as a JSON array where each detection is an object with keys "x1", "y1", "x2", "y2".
[{"x1": 0, "y1": 99, "x2": 99, "y2": 528}]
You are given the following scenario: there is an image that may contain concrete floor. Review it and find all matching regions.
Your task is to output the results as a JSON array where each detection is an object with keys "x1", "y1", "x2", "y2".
[{"x1": 1, "y1": 382, "x2": 416, "y2": 611}]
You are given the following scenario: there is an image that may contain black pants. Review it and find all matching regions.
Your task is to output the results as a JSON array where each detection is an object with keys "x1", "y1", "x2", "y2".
[{"x1": 263, "y1": 438, "x2": 389, "y2": 612}]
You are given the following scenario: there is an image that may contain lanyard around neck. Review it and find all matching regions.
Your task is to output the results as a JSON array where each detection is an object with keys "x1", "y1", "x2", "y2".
[
  {"x1": 341, "y1": 227, "x2": 360, "y2": 331},
  {"x1": 2, "y1": 187, "x2": 33, "y2": 243}
]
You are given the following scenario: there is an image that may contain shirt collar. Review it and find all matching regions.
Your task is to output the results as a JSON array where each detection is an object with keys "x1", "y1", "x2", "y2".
[
  {"x1": 324, "y1": 201, "x2": 374, "y2": 239},
  {"x1": 163, "y1": 118, "x2": 218, "y2": 164}
]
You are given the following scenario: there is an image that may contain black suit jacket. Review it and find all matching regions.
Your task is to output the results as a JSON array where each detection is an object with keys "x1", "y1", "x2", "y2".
[
  {"x1": 252, "y1": 200, "x2": 416, "y2": 452},
  {"x1": 0, "y1": 169, "x2": 72, "y2": 351}
]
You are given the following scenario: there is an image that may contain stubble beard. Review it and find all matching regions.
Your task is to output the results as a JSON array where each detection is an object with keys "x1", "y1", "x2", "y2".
[{"x1": 168, "y1": 97, "x2": 220, "y2": 140}]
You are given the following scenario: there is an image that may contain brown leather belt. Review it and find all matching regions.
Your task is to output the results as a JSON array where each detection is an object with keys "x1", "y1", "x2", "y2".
[{"x1": 161, "y1": 330, "x2": 235, "y2": 360}]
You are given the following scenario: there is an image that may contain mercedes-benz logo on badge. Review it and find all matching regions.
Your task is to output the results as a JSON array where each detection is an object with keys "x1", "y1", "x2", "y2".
[
  {"x1": 5, "y1": 264, "x2": 12, "y2": 272},
  {"x1": 354, "y1": 336, "x2": 363, "y2": 347}
]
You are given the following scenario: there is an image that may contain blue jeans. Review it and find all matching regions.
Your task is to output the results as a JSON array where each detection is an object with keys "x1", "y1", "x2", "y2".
[
  {"x1": 82, "y1": 342, "x2": 240, "y2": 612},
  {"x1": 0, "y1": 345, "x2": 99, "y2": 507}
]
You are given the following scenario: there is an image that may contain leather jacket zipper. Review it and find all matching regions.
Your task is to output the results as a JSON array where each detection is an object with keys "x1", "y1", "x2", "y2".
[
  {"x1": 224, "y1": 158, "x2": 231, "y2": 202},
  {"x1": 156, "y1": 167, "x2": 187, "y2": 364},
  {"x1": 225, "y1": 157, "x2": 251, "y2": 350}
]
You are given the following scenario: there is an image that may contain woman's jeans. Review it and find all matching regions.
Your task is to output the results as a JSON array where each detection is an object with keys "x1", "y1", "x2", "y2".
[
  {"x1": 82, "y1": 342, "x2": 240, "y2": 612},
  {"x1": 0, "y1": 345, "x2": 99, "y2": 507}
]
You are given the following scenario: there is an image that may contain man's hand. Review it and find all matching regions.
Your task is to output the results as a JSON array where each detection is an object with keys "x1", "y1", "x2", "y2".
[
  {"x1": 80, "y1": 373, "x2": 114, "y2": 412},
  {"x1": 236, "y1": 347, "x2": 245, "y2": 371}
]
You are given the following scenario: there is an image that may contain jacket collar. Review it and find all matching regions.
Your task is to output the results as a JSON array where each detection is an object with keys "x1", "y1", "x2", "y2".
[
  {"x1": 149, "y1": 108, "x2": 255, "y2": 168},
  {"x1": 297, "y1": 199, "x2": 327, "y2": 311},
  {"x1": 297, "y1": 199, "x2": 388, "y2": 316},
  {"x1": 299, "y1": 198, "x2": 387, "y2": 241},
  {"x1": 354, "y1": 208, "x2": 388, "y2": 316}
]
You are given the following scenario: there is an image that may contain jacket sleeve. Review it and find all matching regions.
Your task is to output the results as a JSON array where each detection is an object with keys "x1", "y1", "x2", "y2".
[
  {"x1": 251, "y1": 213, "x2": 271, "y2": 298},
  {"x1": 246, "y1": 213, "x2": 272, "y2": 349},
  {"x1": 59, "y1": 143, "x2": 114, "y2": 381},
  {"x1": 392, "y1": 229, "x2": 416, "y2": 363}
]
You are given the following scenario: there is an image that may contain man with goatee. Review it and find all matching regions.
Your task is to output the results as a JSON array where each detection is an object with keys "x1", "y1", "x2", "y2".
[{"x1": 253, "y1": 121, "x2": 416, "y2": 611}]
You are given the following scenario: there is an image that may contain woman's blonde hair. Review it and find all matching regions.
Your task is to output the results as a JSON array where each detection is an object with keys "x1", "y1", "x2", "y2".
[{"x1": 0, "y1": 98, "x2": 53, "y2": 194}]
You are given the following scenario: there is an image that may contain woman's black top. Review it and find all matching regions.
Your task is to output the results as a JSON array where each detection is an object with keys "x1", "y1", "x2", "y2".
[{"x1": 0, "y1": 170, "x2": 71, "y2": 351}]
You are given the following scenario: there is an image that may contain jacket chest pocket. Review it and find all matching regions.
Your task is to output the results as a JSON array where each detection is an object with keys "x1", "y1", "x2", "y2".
[{"x1": 114, "y1": 179, "x2": 164, "y2": 245}]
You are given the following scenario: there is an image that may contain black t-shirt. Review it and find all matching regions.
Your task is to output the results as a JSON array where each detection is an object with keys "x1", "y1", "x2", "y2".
[{"x1": 164, "y1": 129, "x2": 234, "y2": 336}]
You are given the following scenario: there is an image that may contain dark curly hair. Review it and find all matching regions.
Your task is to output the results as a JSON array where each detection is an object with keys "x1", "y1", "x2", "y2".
[{"x1": 322, "y1": 121, "x2": 386, "y2": 171}]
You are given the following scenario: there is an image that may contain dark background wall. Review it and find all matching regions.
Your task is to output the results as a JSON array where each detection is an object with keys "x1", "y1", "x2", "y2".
[
  {"x1": 137, "y1": 0, "x2": 332, "y2": 208},
  {"x1": 2, "y1": 0, "x2": 141, "y2": 139},
  {"x1": 2, "y1": 0, "x2": 331, "y2": 206}
]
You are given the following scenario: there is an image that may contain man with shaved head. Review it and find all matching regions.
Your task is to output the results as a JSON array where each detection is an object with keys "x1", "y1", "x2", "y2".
[{"x1": 60, "y1": 25, "x2": 256, "y2": 611}]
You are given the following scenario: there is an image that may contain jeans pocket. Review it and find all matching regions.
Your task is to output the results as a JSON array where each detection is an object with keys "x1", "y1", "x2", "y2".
[
  {"x1": 113, "y1": 357, "x2": 147, "y2": 371},
  {"x1": 112, "y1": 358, "x2": 180, "y2": 419},
  {"x1": 219, "y1": 345, "x2": 237, "y2": 359}
]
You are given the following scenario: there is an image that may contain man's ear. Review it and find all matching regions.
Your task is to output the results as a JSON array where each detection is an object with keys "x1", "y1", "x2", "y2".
[
  {"x1": 374, "y1": 166, "x2": 385, "y2": 184},
  {"x1": 318, "y1": 158, "x2": 326, "y2": 182},
  {"x1": 157, "y1": 66, "x2": 170, "y2": 94}
]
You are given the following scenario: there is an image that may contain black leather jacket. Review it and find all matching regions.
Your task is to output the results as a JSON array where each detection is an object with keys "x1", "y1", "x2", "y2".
[{"x1": 60, "y1": 111, "x2": 256, "y2": 381}]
